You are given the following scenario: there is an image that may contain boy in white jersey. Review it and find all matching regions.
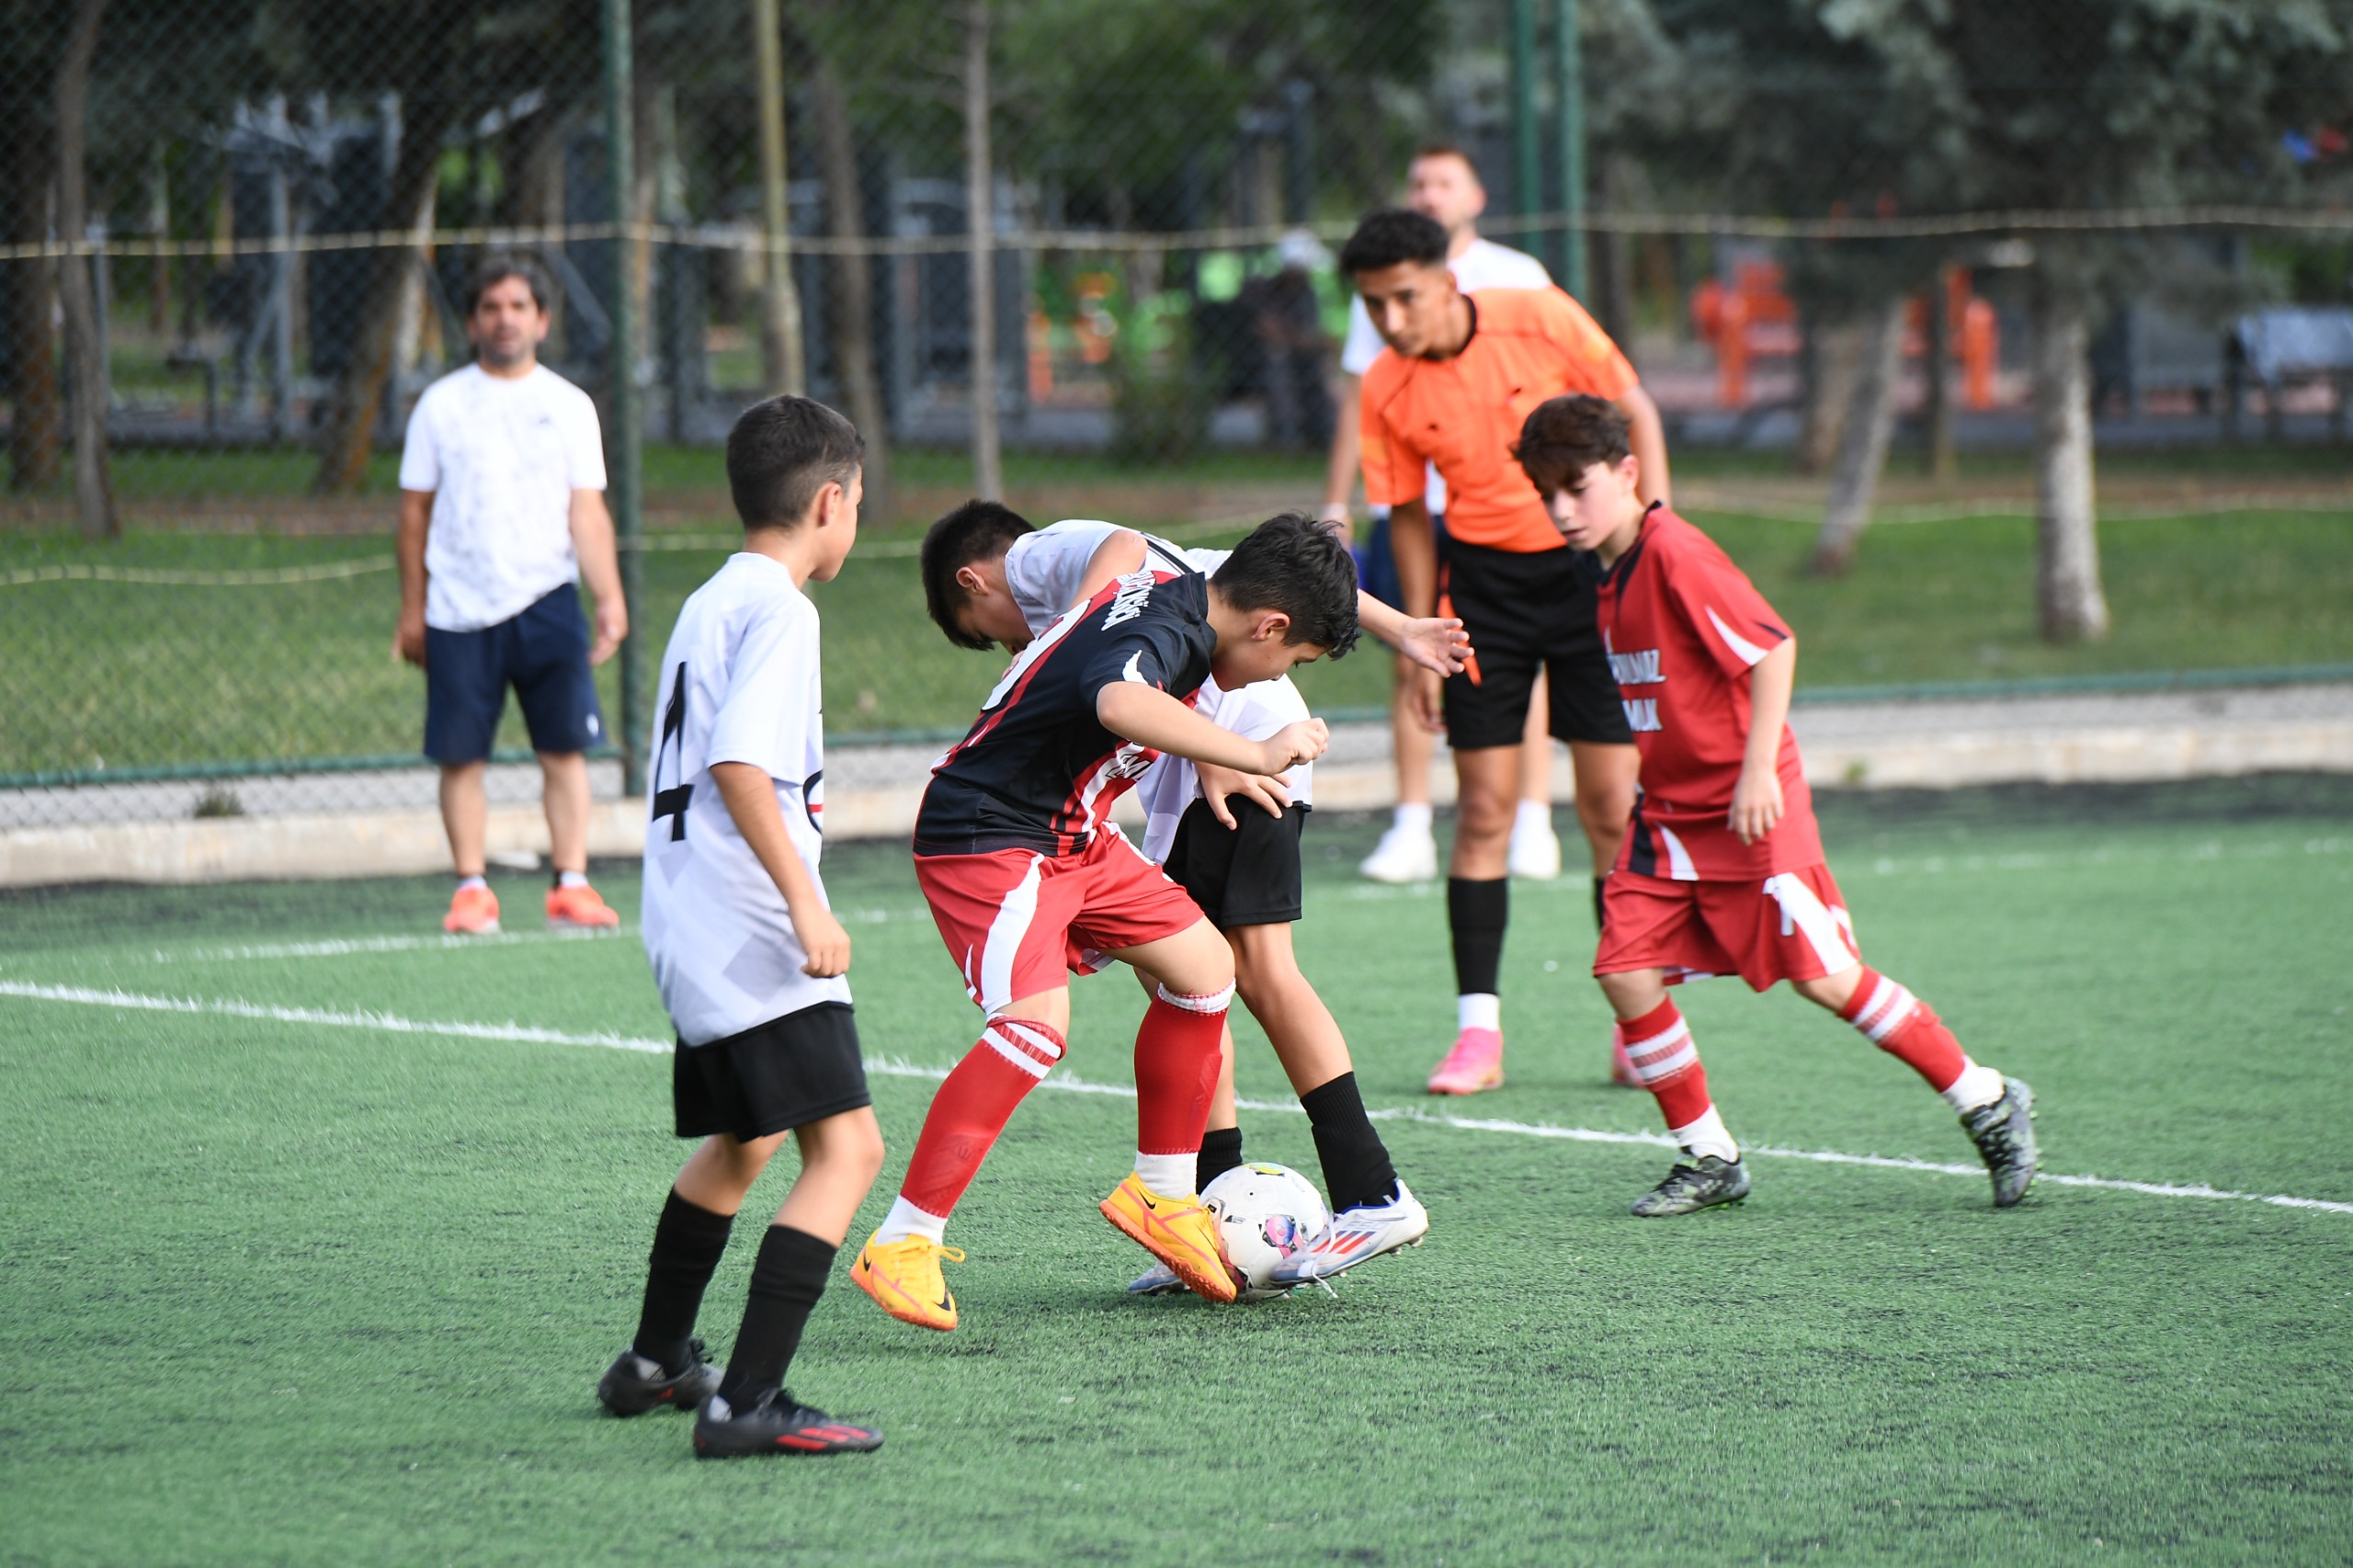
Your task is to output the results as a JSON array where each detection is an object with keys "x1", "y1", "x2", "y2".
[
  {"x1": 918, "y1": 502, "x2": 1469, "y2": 1288},
  {"x1": 595, "y1": 397, "x2": 886, "y2": 1459}
]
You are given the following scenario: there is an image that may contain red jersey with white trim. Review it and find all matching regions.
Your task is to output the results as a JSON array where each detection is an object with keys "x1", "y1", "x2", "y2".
[{"x1": 1596, "y1": 506, "x2": 1824, "y2": 880}]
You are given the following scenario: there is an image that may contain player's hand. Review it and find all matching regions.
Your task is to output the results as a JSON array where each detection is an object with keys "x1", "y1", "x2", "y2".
[
  {"x1": 791, "y1": 902, "x2": 852, "y2": 977},
  {"x1": 1397, "y1": 614, "x2": 1472, "y2": 676},
  {"x1": 1410, "y1": 665, "x2": 1447, "y2": 733},
  {"x1": 588, "y1": 594, "x2": 628, "y2": 666},
  {"x1": 1197, "y1": 760, "x2": 1290, "y2": 828},
  {"x1": 1728, "y1": 763, "x2": 1784, "y2": 846},
  {"x1": 1256, "y1": 719, "x2": 1329, "y2": 775},
  {"x1": 392, "y1": 608, "x2": 427, "y2": 667}
]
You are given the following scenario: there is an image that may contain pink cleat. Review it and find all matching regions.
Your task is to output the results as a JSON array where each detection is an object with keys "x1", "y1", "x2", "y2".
[
  {"x1": 1427, "y1": 1027, "x2": 1505, "y2": 1095},
  {"x1": 1609, "y1": 1022, "x2": 1642, "y2": 1087}
]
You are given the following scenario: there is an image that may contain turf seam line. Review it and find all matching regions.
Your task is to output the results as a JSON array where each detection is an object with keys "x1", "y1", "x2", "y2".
[{"x1": 8, "y1": 978, "x2": 2351, "y2": 1218}]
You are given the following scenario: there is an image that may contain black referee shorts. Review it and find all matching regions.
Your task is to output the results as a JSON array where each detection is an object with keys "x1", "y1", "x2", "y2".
[
  {"x1": 1164, "y1": 799, "x2": 1308, "y2": 929},
  {"x1": 674, "y1": 1001, "x2": 870, "y2": 1142},
  {"x1": 1439, "y1": 539, "x2": 1633, "y2": 752}
]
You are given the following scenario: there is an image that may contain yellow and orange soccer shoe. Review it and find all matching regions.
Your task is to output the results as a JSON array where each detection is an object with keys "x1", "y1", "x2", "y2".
[
  {"x1": 850, "y1": 1231, "x2": 965, "y2": 1332},
  {"x1": 1098, "y1": 1173, "x2": 1239, "y2": 1304},
  {"x1": 546, "y1": 880, "x2": 621, "y2": 930},
  {"x1": 443, "y1": 882, "x2": 502, "y2": 936}
]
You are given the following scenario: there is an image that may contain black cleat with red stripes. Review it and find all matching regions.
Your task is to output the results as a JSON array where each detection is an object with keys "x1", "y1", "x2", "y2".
[{"x1": 693, "y1": 1390, "x2": 883, "y2": 1458}]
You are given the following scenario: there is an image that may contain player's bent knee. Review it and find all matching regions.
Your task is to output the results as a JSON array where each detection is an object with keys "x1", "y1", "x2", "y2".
[{"x1": 1597, "y1": 968, "x2": 1669, "y2": 1018}]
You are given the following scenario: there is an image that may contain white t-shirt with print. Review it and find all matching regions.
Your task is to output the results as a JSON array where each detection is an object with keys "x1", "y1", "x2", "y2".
[
  {"x1": 641, "y1": 552, "x2": 848, "y2": 1046},
  {"x1": 399, "y1": 363, "x2": 608, "y2": 631},
  {"x1": 1003, "y1": 518, "x2": 1313, "y2": 862},
  {"x1": 1341, "y1": 237, "x2": 1553, "y2": 517}
]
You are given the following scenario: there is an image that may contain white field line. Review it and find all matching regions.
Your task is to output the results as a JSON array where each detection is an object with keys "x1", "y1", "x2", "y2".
[
  {"x1": 6, "y1": 979, "x2": 2350, "y2": 1218},
  {"x1": 109, "y1": 907, "x2": 928, "y2": 966}
]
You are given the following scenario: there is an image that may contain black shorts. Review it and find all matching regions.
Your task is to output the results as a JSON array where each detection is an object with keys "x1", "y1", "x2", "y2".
[
  {"x1": 1439, "y1": 540, "x2": 1633, "y2": 752},
  {"x1": 673, "y1": 1001, "x2": 870, "y2": 1142},
  {"x1": 1163, "y1": 800, "x2": 1307, "y2": 929},
  {"x1": 424, "y1": 584, "x2": 606, "y2": 764}
]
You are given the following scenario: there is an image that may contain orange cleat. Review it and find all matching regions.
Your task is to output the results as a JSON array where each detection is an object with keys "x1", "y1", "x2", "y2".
[
  {"x1": 546, "y1": 881, "x2": 621, "y2": 930},
  {"x1": 443, "y1": 883, "x2": 502, "y2": 936},
  {"x1": 1098, "y1": 1173, "x2": 1239, "y2": 1303},
  {"x1": 850, "y1": 1231, "x2": 965, "y2": 1332}
]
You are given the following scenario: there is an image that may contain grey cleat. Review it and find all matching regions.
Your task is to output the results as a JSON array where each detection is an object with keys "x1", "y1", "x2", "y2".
[
  {"x1": 1630, "y1": 1154, "x2": 1751, "y2": 1217},
  {"x1": 1125, "y1": 1261, "x2": 1185, "y2": 1296},
  {"x1": 1961, "y1": 1076, "x2": 2040, "y2": 1208}
]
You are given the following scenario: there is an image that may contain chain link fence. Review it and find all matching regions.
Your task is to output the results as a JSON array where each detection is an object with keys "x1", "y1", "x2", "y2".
[{"x1": 7, "y1": 0, "x2": 2353, "y2": 830}]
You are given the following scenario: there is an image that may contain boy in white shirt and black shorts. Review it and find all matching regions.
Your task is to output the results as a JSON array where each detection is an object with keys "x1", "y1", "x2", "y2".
[{"x1": 593, "y1": 396, "x2": 886, "y2": 1459}]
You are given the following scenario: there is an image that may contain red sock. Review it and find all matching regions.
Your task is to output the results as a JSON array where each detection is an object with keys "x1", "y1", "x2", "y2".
[
  {"x1": 1838, "y1": 967, "x2": 1964, "y2": 1092},
  {"x1": 1133, "y1": 983, "x2": 1233, "y2": 1156},
  {"x1": 1621, "y1": 997, "x2": 1713, "y2": 1131},
  {"x1": 898, "y1": 1017, "x2": 1066, "y2": 1218}
]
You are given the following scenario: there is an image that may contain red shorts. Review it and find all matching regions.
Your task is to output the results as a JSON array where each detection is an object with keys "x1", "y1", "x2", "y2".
[
  {"x1": 915, "y1": 828, "x2": 1206, "y2": 1015},
  {"x1": 1594, "y1": 864, "x2": 1861, "y2": 993}
]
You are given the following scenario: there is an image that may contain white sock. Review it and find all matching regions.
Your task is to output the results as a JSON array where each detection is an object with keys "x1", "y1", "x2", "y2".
[
  {"x1": 1392, "y1": 801, "x2": 1433, "y2": 835},
  {"x1": 874, "y1": 1195, "x2": 947, "y2": 1245},
  {"x1": 557, "y1": 869, "x2": 587, "y2": 890},
  {"x1": 1458, "y1": 993, "x2": 1501, "y2": 1032},
  {"x1": 1941, "y1": 1060, "x2": 2006, "y2": 1115},
  {"x1": 456, "y1": 874, "x2": 488, "y2": 892},
  {"x1": 1513, "y1": 799, "x2": 1553, "y2": 835},
  {"x1": 1669, "y1": 1106, "x2": 1739, "y2": 1164},
  {"x1": 1133, "y1": 1151, "x2": 1196, "y2": 1197}
]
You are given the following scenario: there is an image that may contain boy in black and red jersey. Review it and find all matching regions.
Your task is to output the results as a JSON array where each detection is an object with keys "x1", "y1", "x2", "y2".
[
  {"x1": 849, "y1": 515, "x2": 1358, "y2": 1327},
  {"x1": 1513, "y1": 396, "x2": 2040, "y2": 1216}
]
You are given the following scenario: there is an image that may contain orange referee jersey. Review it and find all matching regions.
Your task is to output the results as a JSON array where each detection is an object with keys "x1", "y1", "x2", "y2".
[{"x1": 1359, "y1": 287, "x2": 1639, "y2": 554}]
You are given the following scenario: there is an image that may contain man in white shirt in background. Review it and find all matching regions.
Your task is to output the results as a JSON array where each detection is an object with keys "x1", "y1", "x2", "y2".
[
  {"x1": 394, "y1": 255, "x2": 628, "y2": 936},
  {"x1": 1322, "y1": 145, "x2": 1563, "y2": 887}
]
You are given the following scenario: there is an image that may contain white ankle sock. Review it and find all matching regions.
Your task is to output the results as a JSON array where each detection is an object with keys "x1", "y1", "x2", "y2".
[
  {"x1": 1669, "y1": 1107, "x2": 1739, "y2": 1164},
  {"x1": 557, "y1": 869, "x2": 587, "y2": 890},
  {"x1": 874, "y1": 1195, "x2": 947, "y2": 1245},
  {"x1": 1941, "y1": 1060, "x2": 2006, "y2": 1114},
  {"x1": 1514, "y1": 799, "x2": 1552, "y2": 834},
  {"x1": 1392, "y1": 801, "x2": 1433, "y2": 834},
  {"x1": 1457, "y1": 993, "x2": 1501, "y2": 1032},
  {"x1": 1133, "y1": 1151, "x2": 1196, "y2": 1197},
  {"x1": 456, "y1": 874, "x2": 488, "y2": 892}
]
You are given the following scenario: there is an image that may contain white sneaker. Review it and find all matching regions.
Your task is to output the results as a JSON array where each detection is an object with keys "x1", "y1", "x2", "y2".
[
  {"x1": 1266, "y1": 1184, "x2": 1431, "y2": 1286},
  {"x1": 1507, "y1": 811, "x2": 1563, "y2": 881},
  {"x1": 1358, "y1": 821, "x2": 1438, "y2": 883},
  {"x1": 1124, "y1": 1262, "x2": 1184, "y2": 1296}
]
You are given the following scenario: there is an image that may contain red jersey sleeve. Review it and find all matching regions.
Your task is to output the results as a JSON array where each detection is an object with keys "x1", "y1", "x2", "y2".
[
  {"x1": 1357, "y1": 360, "x2": 1425, "y2": 508},
  {"x1": 1535, "y1": 290, "x2": 1640, "y2": 402},
  {"x1": 1659, "y1": 532, "x2": 1792, "y2": 680}
]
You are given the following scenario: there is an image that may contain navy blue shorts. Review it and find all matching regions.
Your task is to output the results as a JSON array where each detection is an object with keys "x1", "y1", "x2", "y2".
[
  {"x1": 1354, "y1": 509, "x2": 1449, "y2": 612},
  {"x1": 424, "y1": 585, "x2": 605, "y2": 764}
]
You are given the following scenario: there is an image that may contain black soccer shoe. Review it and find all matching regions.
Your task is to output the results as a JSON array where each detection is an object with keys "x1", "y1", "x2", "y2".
[
  {"x1": 597, "y1": 1339, "x2": 721, "y2": 1416},
  {"x1": 692, "y1": 1390, "x2": 883, "y2": 1458},
  {"x1": 1630, "y1": 1154, "x2": 1751, "y2": 1217},
  {"x1": 1961, "y1": 1076, "x2": 2040, "y2": 1208}
]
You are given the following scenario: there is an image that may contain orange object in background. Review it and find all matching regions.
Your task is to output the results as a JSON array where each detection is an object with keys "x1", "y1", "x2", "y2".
[
  {"x1": 1074, "y1": 272, "x2": 1117, "y2": 365},
  {"x1": 1692, "y1": 259, "x2": 1996, "y2": 410},
  {"x1": 1028, "y1": 309, "x2": 1053, "y2": 402},
  {"x1": 1960, "y1": 298, "x2": 1996, "y2": 411}
]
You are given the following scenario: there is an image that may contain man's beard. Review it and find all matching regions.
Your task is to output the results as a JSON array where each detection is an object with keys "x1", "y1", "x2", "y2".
[{"x1": 478, "y1": 337, "x2": 531, "y2": 369}]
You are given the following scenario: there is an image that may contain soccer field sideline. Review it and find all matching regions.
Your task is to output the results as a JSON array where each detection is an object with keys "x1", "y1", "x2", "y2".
[{"x1": 8, "y1": 971, "x2": 2349, "y2": 1220}]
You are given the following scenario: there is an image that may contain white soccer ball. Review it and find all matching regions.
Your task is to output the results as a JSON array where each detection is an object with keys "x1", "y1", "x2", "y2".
[{"x1": 1201, "y1": 1162, "x2": 1330, "y2": 1301}]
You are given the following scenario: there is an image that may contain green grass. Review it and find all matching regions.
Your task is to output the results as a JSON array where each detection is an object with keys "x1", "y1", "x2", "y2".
[
  {"x1": 6, "y1": 506, "x2": 2350, "y2": 775},
  {"x1": 3, "y1": 779, "x2": 2351, "y2": 1564}
]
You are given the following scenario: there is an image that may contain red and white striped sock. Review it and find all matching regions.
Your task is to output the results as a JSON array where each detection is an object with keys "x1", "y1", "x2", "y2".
[
  {"x1": 1620, "y1": 998, "x2": 1737, "y2": 1161},
  {"x1": 1838, "y1": 967, "x2": 2003, "y2": 1112},
  {"x1": 1131, "y1": 983, "x2": 1233, "y2": 1194},
  {"x1": 881, "y1": 1016, "x2": 1067, "y2": 1240}
]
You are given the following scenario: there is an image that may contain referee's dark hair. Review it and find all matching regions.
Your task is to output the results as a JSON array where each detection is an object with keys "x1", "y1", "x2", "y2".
[
  {"x1": 1337, "y1": 209, "x2": 1449, "y2": 278},
  {"x1": 1515, "y1": 394, "x2": 1631, "y2": 499},
  {"x1": 920, "y1": 500, "x2": 1034, "y2": 649},
  {"x1": 725, "y1": 395, "x2": 865, "y2": 531},
  {"x1": 463, "y1": 251, "x2": 553, "y2": 315},
  {"x1": 1212, "y1": 512, "x2": 1361, "y2": 657}
]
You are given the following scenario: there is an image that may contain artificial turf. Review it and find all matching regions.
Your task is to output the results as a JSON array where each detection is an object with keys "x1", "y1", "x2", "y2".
[{"x1": 2, "y1": 779, "x2": 2349, "y2": 1565}]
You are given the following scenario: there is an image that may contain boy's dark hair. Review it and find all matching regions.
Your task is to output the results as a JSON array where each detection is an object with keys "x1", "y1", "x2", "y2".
[
  {"x1": 463, "y1": 252, "x2": 553, "y2": 315},
  {"x1": 725, "y1": 395, "x2": 865, "y2": 530},
  {"x1": 1338, "y1": 209, "x2": 1450, "y2": 278},
  {"x1": 1515, "y1": 394, "x2": 1632, "y2": 497},
  {"x1": 921, "y1": 499, "x2": 1034, "y2": 650},
  {"x1": 1211, "y1": 513, "x2": 1360, "y2": 658}
]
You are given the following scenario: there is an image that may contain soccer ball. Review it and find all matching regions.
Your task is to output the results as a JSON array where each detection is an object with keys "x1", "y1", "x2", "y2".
[{"x1": 1201, "y1": 1163, "x2": 1329, "y2": 1301}]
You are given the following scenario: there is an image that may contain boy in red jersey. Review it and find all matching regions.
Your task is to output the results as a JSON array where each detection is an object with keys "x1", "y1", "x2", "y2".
[{"x1": 1513, "y1": 395, "x2": 2039, "y2": 1215}]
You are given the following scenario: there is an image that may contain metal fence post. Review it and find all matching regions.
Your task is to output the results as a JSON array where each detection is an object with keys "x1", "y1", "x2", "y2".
[
  {"x1": 1552, "y1": 0, "x2": 1588, "y2": 301},
  {"x1": 604, "y1": 0, "x2": 648, "y2": 798},
  {"x1": 1509, "y1": 0, "x2": 1538, "y2": 229}
]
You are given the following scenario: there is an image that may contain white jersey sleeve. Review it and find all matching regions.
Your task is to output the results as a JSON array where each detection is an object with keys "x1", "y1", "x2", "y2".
[
  {"x1": 397, "y1": 382, "x2": 444, "y2": 491},
  {"x1": 1006, "y1": 520, "x2": 1197, "y2": 636}
]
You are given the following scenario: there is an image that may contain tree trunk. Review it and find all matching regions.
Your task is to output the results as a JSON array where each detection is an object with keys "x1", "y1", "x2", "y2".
[
  {"x1": 1791, "y1": 310, "x2": 1863, "y2": 475},
  {"x1": 962, "y1": 1, "x2": 1001, "y2": 501},
  {"x1": 5, "y1": 117, "x2": 62, "y2": 491},
  {"x1": 54, "y1": 0, "x2": 115, "y2": 540},
  {"x1": 2031, "y1": 278, "x2": 2109, "y2": 642},
  {"x1": 1808, "y1": 292, "x2": 1905, "y2": 576},
  {"x1": 751, "y1": 0, "x2": 804, "y2": 397},
  {"x1": 810, "y1": 60, "x2": 890, "y2": 518}
]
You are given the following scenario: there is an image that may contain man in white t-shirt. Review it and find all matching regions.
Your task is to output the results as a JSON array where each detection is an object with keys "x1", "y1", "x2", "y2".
[
  {"x1": 1319, "y1": 145, "x2": 1565, "y2": 889},
  {"x1": 394, "y1": 256, "x2": 628, "y2": 937}
]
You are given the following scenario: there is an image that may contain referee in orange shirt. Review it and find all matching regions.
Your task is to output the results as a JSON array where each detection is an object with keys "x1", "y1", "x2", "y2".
[{"x1": 1341, "y1": 208, "x2": 1670, "y2": 1096}]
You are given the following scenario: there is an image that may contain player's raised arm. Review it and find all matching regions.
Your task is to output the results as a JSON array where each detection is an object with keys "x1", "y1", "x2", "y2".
[
  {"x1": 1067, "y1": 528, "x2": 1148, "y2": 611},
  {"x1": 1354, "y1": 592, "x2": 1470, "y2": 676}
]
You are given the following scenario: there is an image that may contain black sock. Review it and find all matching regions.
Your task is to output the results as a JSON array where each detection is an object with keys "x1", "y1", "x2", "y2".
[
  {"x1": 1448, "y1": 877, "x2": 1509, "y2": 996},
  {"x1": 1593, "y1": 875, "x2": 1608, "y2": 932},
  {"x1": 716, "y1": 1225, "x2": 836, "y2": 1409},
  {"x1": 1196, "y1": 1126, "x2": 1246, "y2": 1193},
  {"x1": 1300, "y1": 1073, "x2": 1400, "y2": 1212},
  {"x1": 631, "y1": 1188, "x2": 733, "y2": 1372}
]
